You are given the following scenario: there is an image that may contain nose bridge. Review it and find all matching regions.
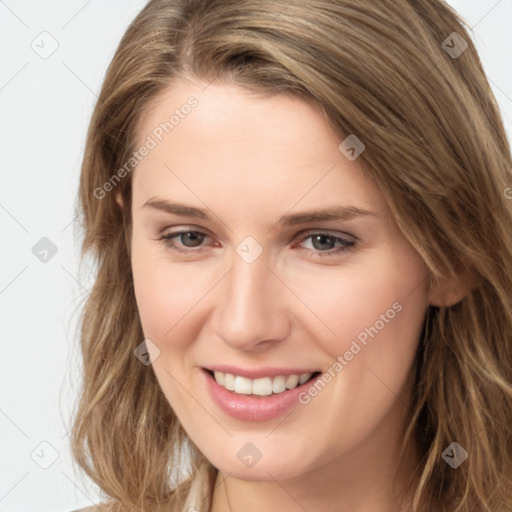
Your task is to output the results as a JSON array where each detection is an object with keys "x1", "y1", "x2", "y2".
[{"x1": 213, "y1": 248, "x2": 289, "y2": 348}]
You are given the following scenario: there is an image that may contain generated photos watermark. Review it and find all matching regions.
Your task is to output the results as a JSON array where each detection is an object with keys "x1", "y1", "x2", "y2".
[
  {"x1": 298, "y1": 301, "x2": 403, "y2": 405},
  {"x1": 441, "y1": 442, "x2": 468, "y2": 469},
  {"x1": 93, "y1": 96, "x2": 198, "y2": 200}
]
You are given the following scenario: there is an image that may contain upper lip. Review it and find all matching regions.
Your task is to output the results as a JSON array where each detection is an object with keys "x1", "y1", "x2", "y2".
[{"x1": 205, "y1": 365, "x2": 321, "y2": 379}]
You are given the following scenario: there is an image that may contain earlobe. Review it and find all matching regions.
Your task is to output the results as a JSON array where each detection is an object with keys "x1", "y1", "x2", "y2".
[
  {"x1": 428, "y1": 269, "x2": 480, "y2": 307},
  {"x1": 115, "y1": 192, "x2": 124, "y2": 209}
]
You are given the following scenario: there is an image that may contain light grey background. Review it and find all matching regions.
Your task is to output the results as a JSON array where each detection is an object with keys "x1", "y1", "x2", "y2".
[{"x1": 0, "y1": 1, "x2": 511, "y2": 511}]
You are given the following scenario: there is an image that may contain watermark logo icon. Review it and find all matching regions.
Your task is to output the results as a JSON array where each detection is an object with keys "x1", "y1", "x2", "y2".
[
  {"x1": 237, "y1": 442, "x2": 262, "y2": 468},
  {"x1": 30, "y1": 441, "x2": 59, "y2": 469},
  {"x1": 134, "y1": 338, "x2": 161, "y2": 365},
  {"x1": 32, "y1": 237, "x2": 58, "y2": 263},
  {"x1": 442, "y1": 32, "x2": 468, "y2": 59},
  {"x1": 236, "y1": 236, "x2": 263, "y2": 264},
  {"x1": 338, "y1": 134, "x2": 365, "y2": 161},
  {"x1": 31, "y1": 31, "x2": 59, "y2": 59},
  {"x1": 441, "y1": 442, "x2": 468, "y2": 468}
]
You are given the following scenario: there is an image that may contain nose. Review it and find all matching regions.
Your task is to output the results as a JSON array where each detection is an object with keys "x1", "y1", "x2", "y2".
[{"x1": 211, "y1": 249, "x2": 291, "y2": 352}]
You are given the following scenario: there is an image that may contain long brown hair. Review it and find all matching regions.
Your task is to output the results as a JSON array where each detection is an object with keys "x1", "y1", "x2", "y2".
[{"x1": 70, "y1": 1, "x2": 512, "y2": 510}]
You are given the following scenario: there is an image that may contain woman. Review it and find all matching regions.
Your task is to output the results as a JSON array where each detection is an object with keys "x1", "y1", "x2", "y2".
[{"x1": 70, "y1": 0, "x2": 512, "y2": 510}]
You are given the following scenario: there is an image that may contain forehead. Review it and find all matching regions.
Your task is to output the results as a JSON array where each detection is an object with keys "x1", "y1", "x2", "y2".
[
  {"x1": 136, "y1": 80, "x2": 335, "y2": 153},
  {"x1": 131, "y1": 80, "x2": 385, "y2": 215}
]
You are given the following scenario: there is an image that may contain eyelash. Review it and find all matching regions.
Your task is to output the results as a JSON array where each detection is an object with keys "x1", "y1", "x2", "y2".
[{"x1": 157, "y1": 229, "x2": 356, "y2": 257}]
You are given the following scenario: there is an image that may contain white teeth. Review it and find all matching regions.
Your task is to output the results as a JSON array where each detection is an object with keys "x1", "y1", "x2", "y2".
[
  {"x1": 299, "y1": 372, "x2": 311, "y2": 385},
  {"x1": 285, "y1": 374, "x2": 299, "y2": 389},
  {"x1": 214, "y1": 371, "x2": 225, "y2": 386},
  {"x1": 252, "y1": 377, "x2": 273, "y2": 396},
  {"x1": 272, "y1": 376, "x2": 286, "y2": 393},
  {"x1": 211, "y1": 371, "x2": 314, "y2": 395},
  {"x1": 234, "y1": 376, "x2": 252, "y2": 394},
  {"x1": 224, "y1": 373, "x2": 235, "y2": 391}
]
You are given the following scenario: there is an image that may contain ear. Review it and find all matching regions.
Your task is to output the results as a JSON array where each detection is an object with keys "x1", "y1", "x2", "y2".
[
  {"x1": 115, "y1": 191, "x2": 124, "y2": 209},
  {"x1": 428, "y1": 268, "x2": 480, "y2": 307}
]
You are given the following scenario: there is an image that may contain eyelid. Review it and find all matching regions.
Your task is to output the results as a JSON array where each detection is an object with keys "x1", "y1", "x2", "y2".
[
  {"x1": 157, "y1": 225, "x2": 359, "y2": 246},
  {"x1": 295, "y1": 228, "x2": 358, "y2": 243},
  {"x1": 158, "y1": 226, "x2": 357, "y2": 257},
  {"x1": 159, "y1": 225, "x2": 213, "y2": 238},
  {"x1": 158, "y1": 226, "x2": 357, "y2": 241}
]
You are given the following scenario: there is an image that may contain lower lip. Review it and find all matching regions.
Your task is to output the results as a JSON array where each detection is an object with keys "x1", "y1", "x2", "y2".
[{"x1": 202, "y1": 369, "x2": 320, "y2": 422}]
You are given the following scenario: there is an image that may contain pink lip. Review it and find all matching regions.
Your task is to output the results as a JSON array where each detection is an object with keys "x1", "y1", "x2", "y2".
[
  {"x1": 202, "y1": 368, "x2": 321, "y2": 422},
  {"x1": 206, "y1": 365, "x2": 319, "y2": 379}
]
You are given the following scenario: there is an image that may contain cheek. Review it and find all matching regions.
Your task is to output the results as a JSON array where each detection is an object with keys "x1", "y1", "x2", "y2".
[
  {"x1": 300, "y1": 248, "x2": 429, "y2": 393},
  {"x1": 131, "y1": 240, "x2": 206, "y2": 344},
  {"x1": 302, "y1": 258, "x2": 426, "y2": 344},
  {"x1": 130, "y1": 245, "x2": 206, "y2": 408},
  {"x1": 320, "y1": 251, "x2": 428, "y2": 420}
]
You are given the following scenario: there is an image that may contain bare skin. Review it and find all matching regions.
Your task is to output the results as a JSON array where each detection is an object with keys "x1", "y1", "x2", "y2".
[{"x1": 124, "y1": 78, "x2": 466, "y2": 512}]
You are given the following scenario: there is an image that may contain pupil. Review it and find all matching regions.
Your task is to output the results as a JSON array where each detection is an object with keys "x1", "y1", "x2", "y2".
[
  {"x1": 312, "y1": 234, "x2": 335, "y2": 251},
  {"x1": 182, "y1": 232, "x2": 204, "y2": 247}
]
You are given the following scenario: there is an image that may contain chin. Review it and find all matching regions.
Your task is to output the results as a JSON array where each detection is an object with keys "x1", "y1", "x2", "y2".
[
  {"x1": 218, "y1": 459, "x2": 306, "y2": 482},
  {"x1": 203, "y1": 439, "x2": 318, "y2": 482}
]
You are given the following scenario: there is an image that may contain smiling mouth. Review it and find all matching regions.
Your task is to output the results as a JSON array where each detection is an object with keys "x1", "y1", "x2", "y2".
[{"x1": 204, "y1": 369, "x2": 322, "y2": 397}]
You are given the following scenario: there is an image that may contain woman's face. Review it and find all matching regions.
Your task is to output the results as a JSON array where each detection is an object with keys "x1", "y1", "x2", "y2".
[{"x1": 129, "y1": 79, "x2": 431, "y2": 481}]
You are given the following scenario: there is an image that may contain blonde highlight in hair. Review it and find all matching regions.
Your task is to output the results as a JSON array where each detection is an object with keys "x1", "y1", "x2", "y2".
[{"x1": 71, "y1": 1, "x2": 512, "y2": 510}]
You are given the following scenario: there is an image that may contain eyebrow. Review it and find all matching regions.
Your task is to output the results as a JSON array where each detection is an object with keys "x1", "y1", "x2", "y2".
[{"x1": 141, "y1": 197, "x2": 378, "y2": 226}]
